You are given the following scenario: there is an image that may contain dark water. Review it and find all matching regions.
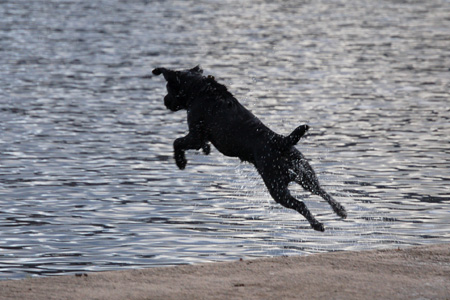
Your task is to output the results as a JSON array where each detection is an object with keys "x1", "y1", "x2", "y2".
[{"x1": 1, "y1": 0, "x2": 449, "y2": 279}]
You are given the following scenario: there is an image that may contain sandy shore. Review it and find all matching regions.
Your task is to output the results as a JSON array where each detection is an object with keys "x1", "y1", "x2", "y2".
[{"x1": 1, "y1": 244, "x2": 449, "y2": 300}]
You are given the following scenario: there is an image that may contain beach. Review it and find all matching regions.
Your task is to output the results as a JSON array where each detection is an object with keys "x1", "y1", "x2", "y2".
[{"x1": 1, "y1": 244, "x2": 448, "y2": 300}]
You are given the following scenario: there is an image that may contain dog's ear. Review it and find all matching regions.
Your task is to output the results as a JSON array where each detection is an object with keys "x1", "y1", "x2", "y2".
[
  {"x1": 152, "y1": 67, "x2": 175, "y2": 81},
  {"x1": 152, "y1": 68, "x2": 165, "y2": 76},
  {"x1": 190, "y1": 65, "x2": 203, "y2": 74}
]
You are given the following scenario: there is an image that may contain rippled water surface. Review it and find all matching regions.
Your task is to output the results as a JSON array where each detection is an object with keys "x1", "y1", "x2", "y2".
[{"x1": 1, "y1": 0, "x2": 449, "y2": 279}]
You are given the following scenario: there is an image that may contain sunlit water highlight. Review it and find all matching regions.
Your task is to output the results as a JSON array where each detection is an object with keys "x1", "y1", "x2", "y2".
[{"x1": 0, "y1": 0, "x2": 449, "y2": 279}]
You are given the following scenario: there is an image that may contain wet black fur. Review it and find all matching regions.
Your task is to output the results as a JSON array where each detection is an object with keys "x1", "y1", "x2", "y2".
[{"x1": 153, "y1": 66, "x2": 346, "y2": 231}]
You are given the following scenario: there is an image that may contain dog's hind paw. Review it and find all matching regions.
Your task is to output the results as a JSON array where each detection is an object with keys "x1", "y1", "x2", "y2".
[
  {"x1": 333, "y1": 204, "x2": 347, "y2": 219},
  {"x1": 311, "y1": 222, "x2": 325, "y2": 232},
  {"x1": 337, "y1": 207, "x2": 347, "y2": 219}
]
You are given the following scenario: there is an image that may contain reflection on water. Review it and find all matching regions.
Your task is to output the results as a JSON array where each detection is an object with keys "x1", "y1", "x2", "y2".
[{"x1": 0, "y1": 0, "x2": 449, "y2": 279}]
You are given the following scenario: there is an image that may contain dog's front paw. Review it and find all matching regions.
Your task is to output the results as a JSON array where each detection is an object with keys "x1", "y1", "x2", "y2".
[
  {"x1": 175, "y1": 150, "x2": 187, "y2": 170},
  {"x1": 202, "y1": 143, "x2": 211, "y2": 155}
]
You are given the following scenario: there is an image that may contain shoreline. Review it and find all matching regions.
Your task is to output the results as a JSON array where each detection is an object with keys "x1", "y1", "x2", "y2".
[{"x1": 1, "y1": 244, "x2": 449, "y2": 300}]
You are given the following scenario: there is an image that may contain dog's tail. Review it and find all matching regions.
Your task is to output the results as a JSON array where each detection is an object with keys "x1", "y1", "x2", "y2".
[{"x1": 277, "y1": 124, "x2": 309, "y2": 150}]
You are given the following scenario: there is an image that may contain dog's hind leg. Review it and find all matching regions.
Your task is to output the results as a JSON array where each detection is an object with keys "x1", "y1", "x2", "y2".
[
  {"x1": 313, "y1": 188, "x2": 347, "y2": 219},
  {"x1": 270, "y1": 183, "x2": 325, "y2": 231},
  {"x1": 292, "y1": 152, "x2": 347, "y2": 219},
  {"x1": 283, "y1": 147, "x2": 347, "y2": 218},
  {"x1": 256, "y1": 160, "x2": 325, "y2": 231},
  {"x1": 299, "y1": 175, "x2": 347, "y2": 219}
]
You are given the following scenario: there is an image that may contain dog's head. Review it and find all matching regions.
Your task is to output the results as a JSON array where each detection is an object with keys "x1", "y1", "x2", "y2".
[{"x1": 152, "y1": 66, "x2": 203, "y2": 111}]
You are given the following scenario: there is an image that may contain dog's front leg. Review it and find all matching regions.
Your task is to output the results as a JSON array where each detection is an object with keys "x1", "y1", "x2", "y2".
[{"x1": 173, "y1": 132, "x2": 205, "y2": 170}]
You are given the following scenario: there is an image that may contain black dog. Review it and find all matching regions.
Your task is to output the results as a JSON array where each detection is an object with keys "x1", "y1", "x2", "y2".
[{"x1": 153, "y1": 66, "x2": 347, "y2": 231}]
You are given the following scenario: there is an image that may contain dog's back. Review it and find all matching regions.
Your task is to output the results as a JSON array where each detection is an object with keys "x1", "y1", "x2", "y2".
[
  {"x1": 186, "y1": 76, "x2": 307, "y2": 163},
  {"x1": 194, "y1": 93, "x2": 273, "y2": 163}
]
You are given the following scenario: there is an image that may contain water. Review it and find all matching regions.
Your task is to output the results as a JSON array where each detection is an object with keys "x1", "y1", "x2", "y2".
[{"x1": 0, "y1": 0, "x2": 449, "y2": 280}]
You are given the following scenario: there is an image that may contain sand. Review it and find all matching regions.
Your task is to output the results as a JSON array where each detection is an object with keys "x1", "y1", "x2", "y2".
[{"x1": 1, "y1": 244, "x2": 449, "y2": 300}]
